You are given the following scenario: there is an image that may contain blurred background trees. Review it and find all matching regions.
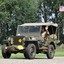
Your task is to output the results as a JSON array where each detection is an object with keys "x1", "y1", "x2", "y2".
[{"x1": 0, "y1": 0, "x2": 64, "y2": 44}]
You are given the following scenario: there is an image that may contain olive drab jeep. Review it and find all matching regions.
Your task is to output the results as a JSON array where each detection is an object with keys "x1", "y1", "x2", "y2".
[{"x1": 2, "y1": 23, "x2": 59, "y2": 59}]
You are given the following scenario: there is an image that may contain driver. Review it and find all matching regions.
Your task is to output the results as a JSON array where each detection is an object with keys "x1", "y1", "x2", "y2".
[{"x1": 41, "y1": 26, "x2": 49, "y2": 41}]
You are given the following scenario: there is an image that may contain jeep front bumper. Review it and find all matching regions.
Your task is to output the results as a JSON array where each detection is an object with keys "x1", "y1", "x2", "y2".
[{"x1": 5, "y1": 45, "x2": 24, "y2": 52}]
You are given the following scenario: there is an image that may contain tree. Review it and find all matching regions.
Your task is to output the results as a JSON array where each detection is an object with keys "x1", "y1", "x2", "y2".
[{"x1": 0, "y1": 0, "x2": 39, "y2": 44}]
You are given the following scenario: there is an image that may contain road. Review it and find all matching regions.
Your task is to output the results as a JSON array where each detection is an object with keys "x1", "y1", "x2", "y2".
[{"x1": 0, "y1": 57, "x2": 64, "y2": 64}]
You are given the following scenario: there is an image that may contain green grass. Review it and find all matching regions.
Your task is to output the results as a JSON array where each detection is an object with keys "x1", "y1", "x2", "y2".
[
  {"x1": 55, "y1": 50, "x2": 64, "y2": 56},
  {"x1": 0, "y1": 49, "x2": 64, "y2": 59}
]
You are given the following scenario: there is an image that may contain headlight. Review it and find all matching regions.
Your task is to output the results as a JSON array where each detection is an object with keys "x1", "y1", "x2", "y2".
[
  {"x1": 8, "y1": 37, "x2": 13, "y2": 44},
  {"x1": 18, "y1": 39, "x2": 22, "y2": 43},
  {"x1": 8, "y1": 37, "x2": 11, "y2": 41},
  {"x1": 23, "y1": 37, "x2": 26, "y2": 41}
]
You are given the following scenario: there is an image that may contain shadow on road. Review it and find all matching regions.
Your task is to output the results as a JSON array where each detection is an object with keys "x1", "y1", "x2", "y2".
[{"x1": 10, "y1": 57, "x2": 47, "y2": 60}]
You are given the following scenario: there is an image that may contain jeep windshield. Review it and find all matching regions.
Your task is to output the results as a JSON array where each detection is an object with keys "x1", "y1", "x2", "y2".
[
  {"x1": 17, "y1": 26, "x2": 29, "y2": 33},
  {"x1": 17, "y1": 26, "x2": 40, "y2": 33},
  {"x1": 29, "y1": 26, "x2": 40, "y2": 32}
]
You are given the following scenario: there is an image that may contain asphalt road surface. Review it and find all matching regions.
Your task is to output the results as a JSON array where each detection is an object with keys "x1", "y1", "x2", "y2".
[{"x1": 0, "y1": 57, "x2": 64, "y2": 64}]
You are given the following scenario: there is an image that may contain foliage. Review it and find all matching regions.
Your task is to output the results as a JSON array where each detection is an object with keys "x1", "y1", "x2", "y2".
[{"x1": 0, "y1": 0, "x2": 39, "y2": 44}]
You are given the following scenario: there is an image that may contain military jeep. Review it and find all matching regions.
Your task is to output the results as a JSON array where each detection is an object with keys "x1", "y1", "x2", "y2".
[{"x1": 2, "y1": 23, "x2": 59, "y2": 59}]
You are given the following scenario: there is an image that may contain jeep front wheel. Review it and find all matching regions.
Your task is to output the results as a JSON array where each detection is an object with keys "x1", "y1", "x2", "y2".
[
  {"x1": 46, "y1": 45, "x2": 55, "y2": 59},
  {"x1": 2, "y1": 44, "x2": 11, "y2": 58},
  {"x1": 24, "y1": 44, "x2": 36, "y2": 59}
]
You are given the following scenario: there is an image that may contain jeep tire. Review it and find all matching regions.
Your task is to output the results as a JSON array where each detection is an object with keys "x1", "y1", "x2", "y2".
[
  {"x1": 2, "y1": 44, "x2": 11, "y2": 58},
  {"x1": 46, "y1": 44, "x2": 55, "y2": 59},
  {"x1": 24, "y1": 44, "x2": 36, "y2": 59}
]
